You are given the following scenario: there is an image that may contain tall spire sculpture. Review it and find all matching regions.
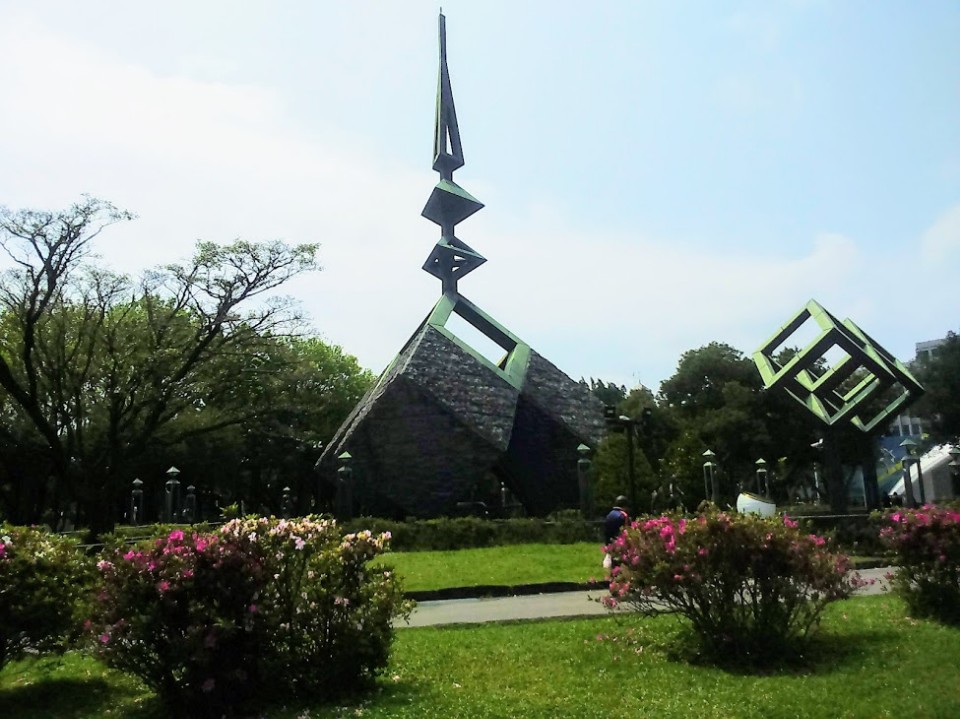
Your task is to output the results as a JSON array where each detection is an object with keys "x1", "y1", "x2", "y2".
[
  {"x1": 316, "y1": 14, "x2": 606, "y2": 520},
  {"x1": 421, "y1": 12, "x2": 486, "y2": 295}
]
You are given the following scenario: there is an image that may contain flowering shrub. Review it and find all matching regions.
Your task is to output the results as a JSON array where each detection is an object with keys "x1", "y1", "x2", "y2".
[
  {"x1": 603, "y1": 510, "x2": 863, "y2": 660},
  {"x1": 221, "y1": 517, "x2": 410, "y2": 699},
  {"x1": 0, "y1": 524, "x2": 94, "y2": 670},
  {"x1": 91, "y1": 517, "x2": 410, "y2": 717},
  {"x1": 881, "y1": 505, "x2": 960, "y2": 624}
]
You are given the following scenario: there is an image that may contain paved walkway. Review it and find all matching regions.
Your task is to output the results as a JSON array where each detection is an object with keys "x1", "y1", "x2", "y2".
[{"x1": 403, "y1": 566, "x2": 893, "y2": 628}]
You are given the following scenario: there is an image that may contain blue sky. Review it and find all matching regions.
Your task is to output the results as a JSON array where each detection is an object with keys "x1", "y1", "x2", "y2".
[{"x1": 1, "y1": 1, "x2": 957, "y2": 391}]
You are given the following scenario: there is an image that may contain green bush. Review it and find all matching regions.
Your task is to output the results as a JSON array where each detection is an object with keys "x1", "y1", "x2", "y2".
[
  {"x1": 0, "y1": 524, "x2": 94, "y2": 670},
  {"x1": 90, "y1": 517, "x2": 410, "y2": 717},
  {"x1": 343, "y1": 516, "x2": 599, "y2": 551},
  {"x1": 881, "y1": 505, "x2": 960, "y2": 624},
  {"x1": 798, "y1": 512, "x2": 885, "y2": 556},
  {"x1": 603, "y1": 510, "x2": 864, "y2": 661}
]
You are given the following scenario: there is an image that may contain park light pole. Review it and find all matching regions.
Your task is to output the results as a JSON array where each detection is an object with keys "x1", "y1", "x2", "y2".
[
  {"x1": 337, "y1": 451, "x2": 354, "y2": 520},
  {"x1": 576, "y1": 443, "x2": 594, "y2": 518},
  {"x1": 755, "y1": 458, "x2": 769, "y2": 498},
  {"x1": 702, "y1": 449, "x2": 719, "y2": 505},
  {"x1": 948, "y1": 445, "x2": 960, "y2": 498},
  {"x1": 183, "y1": 485, "x2": 197, "y2": 524},
  {"x1": 900, "y1": 438, "x2": 923, "y2": 507},
  {"x1": 620, "y1": 416, "x2": 638, "y2": 513},
  {"x1": 130, "y1": 478, "x2": 144, "y2": 526},
  {"x1": 603, "y1": 407, "x2": 653, "y2": 515},
  {"x1": 165, "y1": 466, "x2": 181, "y2": 522}
]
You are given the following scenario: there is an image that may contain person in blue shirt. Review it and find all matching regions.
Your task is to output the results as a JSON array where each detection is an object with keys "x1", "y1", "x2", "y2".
[{"x1": 604, "y1": 496, "x2": 630, "y2": 545}]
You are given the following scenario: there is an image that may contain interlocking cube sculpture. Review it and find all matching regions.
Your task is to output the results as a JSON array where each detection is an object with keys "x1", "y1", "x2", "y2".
[{"x1": 753, "y1": 300, "x2": 923, "y2": 433}]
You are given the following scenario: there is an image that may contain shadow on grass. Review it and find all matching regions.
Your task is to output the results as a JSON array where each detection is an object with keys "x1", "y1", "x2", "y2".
[
  {"x1": 665, "y1": 624, "x2": 902, "y2": 677},
  {"x1": 0, "y1": 676, "x2": 163, "y2": 719},
  {"x1": 264, "y1": 678, "x2": 426, "y2": 719}
]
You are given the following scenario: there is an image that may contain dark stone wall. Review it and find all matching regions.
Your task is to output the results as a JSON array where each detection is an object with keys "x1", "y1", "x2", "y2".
[
  {"x1": 522, "y1": 351, "x2": 607, "y2": 446},
  {"x1": 317, "y1": 319, "x2": 607, "y2": 518}
]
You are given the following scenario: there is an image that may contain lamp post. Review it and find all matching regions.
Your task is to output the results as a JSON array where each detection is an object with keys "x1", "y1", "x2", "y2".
[
  {"x1": 948, "y1": 446, "x2": 960, "y2": 498},
  {"x1": 755, "y1": 458, "x2": 769, "y2": 498},
  {"x1": 619, "y1": 416, "x2": 638, "y2": 513},
  {"x1": 702, "y1": 449, "x2": 719, "y2": 505},
  {"x1": 130, "y1": 478, "x2": 144, "y2": 526},
  {"x1": 899, "y1": 438, "x2": 922, "y2": 507},
  {"x1": 337, "y1": 452, "x2": 354, "y2": 521},
  {"x1": 182, "y1": 485, "x2": 197, "y2": 524},
  {"x1": 165, "y1": 466, "x2": 181, "y2": 522},
  {"x1": 576, "y1": 443, "x2": 593, "y2": 518},
  {"x1": 603, "y1": 407, "x2": 652, "y2": 515},
  {"x1": 281, "y1": 486, "x2": 294, "y2": 518}
]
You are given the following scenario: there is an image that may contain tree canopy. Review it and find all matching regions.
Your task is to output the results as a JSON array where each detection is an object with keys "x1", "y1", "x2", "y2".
[
  {"x1": 914, "y1": 332, "x2": 960, "y2": 443},
  {"x1": 0, "y1": 197, "x2": 369, "y2": 531}
]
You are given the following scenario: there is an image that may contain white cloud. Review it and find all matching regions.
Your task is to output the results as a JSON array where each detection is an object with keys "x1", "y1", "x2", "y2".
[{"x1": 920, "y1": 204, "x2": 960, "y2": 264}]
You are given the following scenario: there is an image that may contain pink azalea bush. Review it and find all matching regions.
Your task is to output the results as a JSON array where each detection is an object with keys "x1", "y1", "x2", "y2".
[
  {"x1": 91, "y1": 517, "x2": 410, "y2": 717},
  {"x1": 603, "y1": 509, "x2": 863, "y2": 660},
  {"x1": 0, "y1": 524, "x2": 94, "y2": 671},
  {"x1": 881, "y1": 505, "x2": 960, "y2": 624}
]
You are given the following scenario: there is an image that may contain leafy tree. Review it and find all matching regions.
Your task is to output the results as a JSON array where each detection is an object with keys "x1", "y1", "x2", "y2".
[
  {"x1": 581, "y1": 377, "x2": 628, "y2": 408},
  {"x1": 0, "y1": 197, "x2": 321, "y2": 532},
  {"x1": 914, "y1": 332, "x2": 960, "y2": 443},
  {"x1": 657, "y1": 342, "x2": 820, "y2": 507}
]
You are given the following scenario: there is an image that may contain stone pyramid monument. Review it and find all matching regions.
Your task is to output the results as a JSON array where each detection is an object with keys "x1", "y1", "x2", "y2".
[{"x1": 316, "y1": 13, "x2": 606, "y2": 518}]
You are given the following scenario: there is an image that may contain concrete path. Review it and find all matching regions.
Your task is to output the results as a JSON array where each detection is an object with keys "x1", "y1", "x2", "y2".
[{"x1": 403, "y1": 566, "x2": 893, "y2": 628}]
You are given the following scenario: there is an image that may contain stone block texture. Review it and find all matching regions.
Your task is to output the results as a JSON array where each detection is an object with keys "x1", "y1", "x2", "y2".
[{"x1": 318, "y1": 323, "x2": 606, "y2": 518}]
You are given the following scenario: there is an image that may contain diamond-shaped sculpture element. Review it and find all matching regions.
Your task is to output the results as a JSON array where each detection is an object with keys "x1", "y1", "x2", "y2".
[
  {"x1": 753, "y1": 299, "x2": 923, "y2": 433},
  {"x1": 421, "y1": 179, "x2": 484, "y2": 229},
  {"x1": 422, "y1": 236, "x2": 487, "y2": 285},
  {"x1": 316, "y1": 294, "x2": 606, "y2": 518}
]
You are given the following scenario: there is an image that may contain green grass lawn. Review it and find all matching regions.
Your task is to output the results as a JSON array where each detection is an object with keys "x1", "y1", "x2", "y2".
[
  {"x1": 3, "y1": 595, "x2": 958, "y2": 718},
  {"x1": 374, "y1": 542, "x2": 605, "y2": 592},
  {"x1": 373, "y1": 542, "x2": 884, "y2": 593}
]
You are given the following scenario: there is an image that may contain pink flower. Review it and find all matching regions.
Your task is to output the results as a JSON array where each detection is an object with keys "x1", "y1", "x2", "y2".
[
  {"x1": 247, "y1": 604, "x2": 258, "y2": 614},
  {"x1": 0, "y1": 543, "x2": 6, "y2": 558},
  {"x1": 168, "y1": 529, "x2": 184, "y2": 542},
  {"x1": 123, "y1": 550, "x2": 136, "y2": 561},
  {"x1": 99, "y1": 633, "x2": 111, "y2": 644},
  {"x1": 783, "y1": 516, "x2": 798, "y2": 529},
  {"x1": 294, "y1": 536, "x2": 306, "y2": 551},
  {"x1": 157, "y1": 580, "x2": 171, "y2": 593}
]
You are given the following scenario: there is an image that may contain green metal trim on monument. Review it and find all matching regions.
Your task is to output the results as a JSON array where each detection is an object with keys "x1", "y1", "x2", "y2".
[
  {"x1": 752, "y1": 299, "x2": 923, "y2": 433},
  {"x1": 426, "y1": 292, "x2": 531, "y2": 390}
]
